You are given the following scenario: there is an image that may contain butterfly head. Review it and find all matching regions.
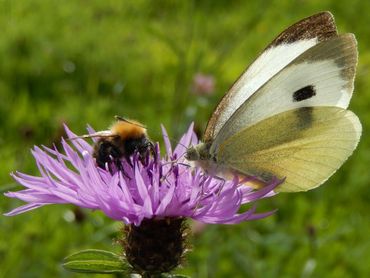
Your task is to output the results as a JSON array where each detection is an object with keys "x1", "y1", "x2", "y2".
[{"x1": 185, "y1": 142, "x2": 212, "y2": 161}]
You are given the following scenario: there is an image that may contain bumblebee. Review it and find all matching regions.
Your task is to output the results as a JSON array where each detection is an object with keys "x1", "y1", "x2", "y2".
[{"x1": 73, "y1": 116, "x2": 154, "y2": 171}]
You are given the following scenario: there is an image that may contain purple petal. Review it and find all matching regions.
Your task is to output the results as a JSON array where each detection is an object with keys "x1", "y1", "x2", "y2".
[
  {"x1": 174, "y1": 122, "x2": 194, "y2": 157},
  {"x1": 241, "y1": 178, "x2": 281, "y2": 203},
  {"x1": 4, "y1": 203, "x2": 46, "y2": 216},
  {"x1": 161, "y1": 124, "x2": 173, "y2": 157}
]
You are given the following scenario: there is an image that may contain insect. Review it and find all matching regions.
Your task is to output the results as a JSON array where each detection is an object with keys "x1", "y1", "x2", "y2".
[
  {"x1": 73, "y1": 116, "x2": 154, "y2": 171},
  {"x1": 185, "y1": 12, "x2": 362, "y2": 192}
]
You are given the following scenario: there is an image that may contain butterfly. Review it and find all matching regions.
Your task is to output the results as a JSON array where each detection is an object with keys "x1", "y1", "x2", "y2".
[{"x1": 185, "y1": 11, "x2": 361, "y2": 192}]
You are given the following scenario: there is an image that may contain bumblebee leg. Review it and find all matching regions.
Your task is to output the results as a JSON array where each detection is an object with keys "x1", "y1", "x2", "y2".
[
  {"x1": 114, "y1": 158, "x2": 131, "y2": 179},
  {"x1": 124, "y1": 154, "x2": 134, "y2": 167},
  {"x1": 139, "y1": 140, "x2": 156, "y2": 165},
  {"x1": 148, "y1": 141, "x2": 156, "y2": 157}
]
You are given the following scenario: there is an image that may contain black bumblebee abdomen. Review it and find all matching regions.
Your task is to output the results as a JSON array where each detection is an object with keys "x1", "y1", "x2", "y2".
[
  {"x1": 93, "y1": 139, "x2": 123, "y2": 169},
  {"x1": 93, "y1": 135, "x2": 153, "y2": 171}
]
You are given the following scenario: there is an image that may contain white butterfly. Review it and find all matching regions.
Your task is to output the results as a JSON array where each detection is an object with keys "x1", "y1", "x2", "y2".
[{"x1": 186, "y1": 12, "x2": 362, "y2": 192}]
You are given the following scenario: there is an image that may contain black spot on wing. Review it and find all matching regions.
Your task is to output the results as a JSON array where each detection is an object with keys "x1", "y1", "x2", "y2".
[{"x1": 293, "y1": 85, "x2": 316, "y2": 102}]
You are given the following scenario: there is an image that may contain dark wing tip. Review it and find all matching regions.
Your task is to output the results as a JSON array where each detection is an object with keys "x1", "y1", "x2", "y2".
[{"x1": 268, "y1": 11, "x2": 337, "y2": 48}]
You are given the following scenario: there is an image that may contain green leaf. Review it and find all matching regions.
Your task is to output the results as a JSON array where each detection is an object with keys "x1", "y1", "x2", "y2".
[{"x1": 62, "y1": 249, "x2": 128, "y2": 274}]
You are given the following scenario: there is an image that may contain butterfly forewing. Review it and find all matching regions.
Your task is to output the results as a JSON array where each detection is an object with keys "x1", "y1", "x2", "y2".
[
  {"x1": 204, "y1": 12, "x2": 338, "y2": 142},
  {"x1": 211, "y1": 34, "x2": 357, "y2": 151},
  {"x1": 216, "y1": 107, "x2": 361, "y2": 192}
]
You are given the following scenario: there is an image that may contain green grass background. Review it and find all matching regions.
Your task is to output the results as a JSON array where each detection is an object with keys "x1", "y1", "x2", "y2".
[{"x1": 1, "y1": 0, "x2": 369, "y2": 277}]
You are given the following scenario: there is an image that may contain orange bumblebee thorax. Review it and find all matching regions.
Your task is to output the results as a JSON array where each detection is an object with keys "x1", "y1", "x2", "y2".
[{"x1": 110, "y1": 121, "x2": 147, "y2": 141}]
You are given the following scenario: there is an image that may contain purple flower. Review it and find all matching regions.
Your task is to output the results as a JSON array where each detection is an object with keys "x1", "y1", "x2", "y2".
[{"x1": 4, "y1": 124, "x2": 280, "y2": 226}]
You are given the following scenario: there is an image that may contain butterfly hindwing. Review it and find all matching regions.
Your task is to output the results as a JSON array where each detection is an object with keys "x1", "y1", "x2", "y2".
[{"x1": 216, "y1": 107, "x2": 361, "y2": 192}]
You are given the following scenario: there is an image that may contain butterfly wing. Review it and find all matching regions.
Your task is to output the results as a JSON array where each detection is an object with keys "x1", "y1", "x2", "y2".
[
  {"x1": 204, "y1": 12, "x2": 338, "y2": 141},
  {"x1": 211, "y1": 33, "x2": 357, "y2": 150},
  {"x1": 216, "y1": 107, "x2": 361, "y2": 192}
]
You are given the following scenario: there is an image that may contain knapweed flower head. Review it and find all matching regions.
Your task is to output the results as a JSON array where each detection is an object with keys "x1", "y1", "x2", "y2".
[
  {"x1": 5, "y1": 123, "x2": 279, "y2": 225},
  {"x1": 4, "y1": 123, "x2": 280, "y2": 275}
]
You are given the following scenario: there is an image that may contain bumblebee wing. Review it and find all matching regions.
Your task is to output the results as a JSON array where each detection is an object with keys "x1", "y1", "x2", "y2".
[
  {"x1": 216, "y1": 107, "x2": 361, "y2": 192},
  {"x1": 68, "y1": 130, "x2": 114, "y2": 140},
  {"x1": 204, "y1": 12, "x2": 337, "y2": 141}
]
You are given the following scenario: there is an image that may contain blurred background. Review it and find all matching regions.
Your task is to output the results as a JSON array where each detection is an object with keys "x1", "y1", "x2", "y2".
[{"x1": 1, "y1": 0, "x2": 369, "y2": 277}]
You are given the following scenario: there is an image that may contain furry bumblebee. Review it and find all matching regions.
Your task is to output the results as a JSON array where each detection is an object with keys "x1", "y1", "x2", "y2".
[{"x1": 72, "y1": 116, "x2": 154, "y2": 171}]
